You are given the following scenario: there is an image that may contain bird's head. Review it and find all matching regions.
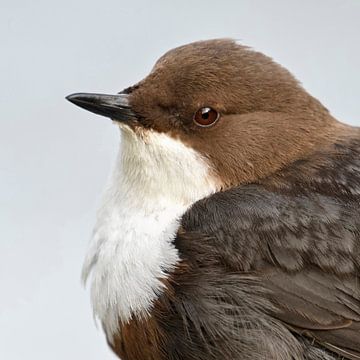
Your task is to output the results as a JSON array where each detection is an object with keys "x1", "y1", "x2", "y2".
[{"x1": 67, "y1": 39, "x2": 337, "y2": 190}]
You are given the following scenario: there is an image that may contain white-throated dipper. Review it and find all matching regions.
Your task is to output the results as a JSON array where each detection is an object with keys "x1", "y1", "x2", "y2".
[{"x1": 66, "y1": 39, "x2": 360, "y2": 360}]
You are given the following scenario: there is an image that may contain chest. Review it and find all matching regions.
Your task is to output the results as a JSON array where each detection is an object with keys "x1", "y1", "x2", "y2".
[{"x1": 81, "y1": 128, "x2": 218, "y2": 339}]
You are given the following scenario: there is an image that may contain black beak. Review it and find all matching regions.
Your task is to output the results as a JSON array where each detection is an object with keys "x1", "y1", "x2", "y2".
[{"x1": 66, "y1": 93, "x2": 137, "y2": 122}]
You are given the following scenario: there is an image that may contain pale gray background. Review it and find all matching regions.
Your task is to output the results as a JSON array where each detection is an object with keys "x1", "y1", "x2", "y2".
[{"x1": 1, "y1": 0, "x2": 359, "y2": 359}]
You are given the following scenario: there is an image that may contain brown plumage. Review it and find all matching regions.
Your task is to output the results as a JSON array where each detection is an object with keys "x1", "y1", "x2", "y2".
[{"x1": 67, "y1": 39, "x2": 360, "y2": 359}]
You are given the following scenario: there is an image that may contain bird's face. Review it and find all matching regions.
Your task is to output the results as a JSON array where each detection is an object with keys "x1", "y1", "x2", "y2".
[{"x1": 67, "y1": 39, "x2": 331, "y2": 188}]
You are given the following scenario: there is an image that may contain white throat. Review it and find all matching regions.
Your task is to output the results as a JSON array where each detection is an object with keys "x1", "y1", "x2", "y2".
[{"x1": 82, "y1": 126, "x2": 218, "y2": 338}]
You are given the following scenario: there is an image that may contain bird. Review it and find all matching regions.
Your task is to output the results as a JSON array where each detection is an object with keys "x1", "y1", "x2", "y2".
[{"x1": 66, "y1": 39, "x2": 360, "y2": 360}]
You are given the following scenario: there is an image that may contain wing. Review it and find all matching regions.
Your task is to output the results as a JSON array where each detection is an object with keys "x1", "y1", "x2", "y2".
[
  {"x1": 177, "y1": 139, "x2": 360, "y2": 359},
  {"x1": 263, "y1": 267, "x2": 360, "y2": 359}
]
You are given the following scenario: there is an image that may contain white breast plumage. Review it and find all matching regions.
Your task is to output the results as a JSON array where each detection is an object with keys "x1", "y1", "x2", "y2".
[{"x1": 82, "y1": 126, "x2": 219, "y2": 340}]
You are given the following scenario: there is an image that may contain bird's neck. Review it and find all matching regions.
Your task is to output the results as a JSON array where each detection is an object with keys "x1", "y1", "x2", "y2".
[{"x1": 82, "y1": 127, "x2": 219, "y2": 339}]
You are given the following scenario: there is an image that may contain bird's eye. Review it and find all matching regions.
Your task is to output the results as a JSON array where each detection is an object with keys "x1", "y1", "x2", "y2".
[{"x1": 193, "y1": 107, "x2": 220, "y2": 127}]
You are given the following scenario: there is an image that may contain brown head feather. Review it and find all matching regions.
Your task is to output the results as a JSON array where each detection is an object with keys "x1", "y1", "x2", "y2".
[{"x1": 126, "y1": 39, "x2": 349, "y2": 187}]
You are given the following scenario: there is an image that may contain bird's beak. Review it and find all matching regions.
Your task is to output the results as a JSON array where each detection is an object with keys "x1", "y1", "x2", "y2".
[{"x1": 65, "y1": 93, "x2": 137, "y2": 122}]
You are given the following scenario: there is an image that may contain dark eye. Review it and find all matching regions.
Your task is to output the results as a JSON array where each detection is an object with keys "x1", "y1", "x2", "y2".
[{"x1": 193, "y1": 107, "x2": 220, "y2": 127}]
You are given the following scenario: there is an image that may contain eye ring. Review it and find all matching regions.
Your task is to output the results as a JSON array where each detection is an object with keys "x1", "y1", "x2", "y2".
[{"x1": 193, "y1": 107, "x2": 220, "y2": 127}]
